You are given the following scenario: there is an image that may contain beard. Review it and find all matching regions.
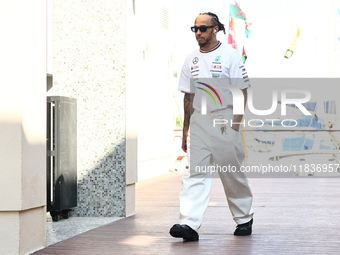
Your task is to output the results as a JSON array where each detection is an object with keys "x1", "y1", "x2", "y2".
[
  {"x1": 198, "y1": 40, "x2": 208, "y2": 47},
  {"x1": 197, "y1": 31, "x2": 213, "y2": 47}
]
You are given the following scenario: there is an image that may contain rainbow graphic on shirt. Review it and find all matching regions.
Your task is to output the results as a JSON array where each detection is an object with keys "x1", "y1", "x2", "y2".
[{"x1": 196, "y1": 82, "x2": 223, "y2": 106}]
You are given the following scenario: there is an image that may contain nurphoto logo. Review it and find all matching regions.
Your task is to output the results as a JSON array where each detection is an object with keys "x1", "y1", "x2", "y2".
[{"x1": 197, "y1": 81, "x2": 312, "y2": 129}]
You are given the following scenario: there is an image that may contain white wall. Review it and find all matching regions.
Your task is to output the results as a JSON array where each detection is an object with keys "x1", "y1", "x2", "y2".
[
  {"x1": 0, "y1": 1, "x2": 47, "y2": 254},
  {"x1": 136, "y1": 0, "x2": 176, "y2": 180}
]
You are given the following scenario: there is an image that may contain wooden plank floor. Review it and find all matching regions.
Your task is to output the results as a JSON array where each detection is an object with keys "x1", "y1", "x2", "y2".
[{"x1": 34, "y1": 173, "x2": 340, "y2": 254}]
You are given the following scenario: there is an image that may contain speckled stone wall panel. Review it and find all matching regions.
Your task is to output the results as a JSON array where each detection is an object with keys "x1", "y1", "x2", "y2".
[{"x1": 53, "y1": 0, "x2": 126, "y2": 216}]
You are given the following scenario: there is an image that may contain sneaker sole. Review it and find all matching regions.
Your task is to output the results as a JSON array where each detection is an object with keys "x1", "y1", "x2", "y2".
[{"x1": 234, "y1": 230, "x2": 252, "y2": 236}]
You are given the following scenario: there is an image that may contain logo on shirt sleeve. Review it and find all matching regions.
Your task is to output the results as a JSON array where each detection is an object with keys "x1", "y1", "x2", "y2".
[{"x1": 239, "y1": 64, "x2": 249, "y2": 83}]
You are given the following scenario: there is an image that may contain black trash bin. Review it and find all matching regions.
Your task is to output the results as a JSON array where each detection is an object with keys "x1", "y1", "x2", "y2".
[{"x1": 46, "y1": 96, "x2": 77, "y2": 221}]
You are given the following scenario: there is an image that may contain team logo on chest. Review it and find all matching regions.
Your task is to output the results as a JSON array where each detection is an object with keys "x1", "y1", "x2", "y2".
[
  {"x1": 211, "y1": 64, "x2": 222, "y2": 69},
  {"x1": 212, "y1": 55, "x2": 221, "y2": 65},
  {"x1": 192, "y1": 57, "x2": 199, "y2": 64},
  {"x1": 211, "y1": 57, "x2": 222, "y2": 75}
]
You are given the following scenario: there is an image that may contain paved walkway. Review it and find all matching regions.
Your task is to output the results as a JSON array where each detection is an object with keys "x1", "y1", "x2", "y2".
[{"x1": 34, "y1": 172, "x2": 340, "y2": 254}]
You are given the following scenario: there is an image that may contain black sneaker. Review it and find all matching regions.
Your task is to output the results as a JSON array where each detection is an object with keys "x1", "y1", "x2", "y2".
[
  {"x1": 234, "y1": 218, "x2": 253, "y2": 236},
  {"x1": 169, "y1": 224, "x2": 199, "y2": 241}
]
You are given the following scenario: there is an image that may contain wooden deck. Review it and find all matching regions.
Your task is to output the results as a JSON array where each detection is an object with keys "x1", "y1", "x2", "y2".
[{"x1": 34, "y1": 173, "x2": 340, "y2": 254}]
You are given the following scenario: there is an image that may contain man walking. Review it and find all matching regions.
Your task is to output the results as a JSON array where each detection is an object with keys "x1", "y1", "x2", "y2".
[{"x1": 169, "y1": 12, "x2": 254, "y2": 241}]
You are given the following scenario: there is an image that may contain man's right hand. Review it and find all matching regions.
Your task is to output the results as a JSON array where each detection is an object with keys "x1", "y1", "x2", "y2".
[{"x1": 181, "y1": 133, "x2": 188, "y2": 153}]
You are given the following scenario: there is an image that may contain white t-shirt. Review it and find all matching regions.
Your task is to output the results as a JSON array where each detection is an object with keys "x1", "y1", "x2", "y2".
[{"x1": 178, "y1": 42, "x2": 250, "y2": 112}]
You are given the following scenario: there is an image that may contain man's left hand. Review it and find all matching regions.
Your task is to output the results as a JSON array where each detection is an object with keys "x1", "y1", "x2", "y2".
[{"x1": 231, "y1": 124, "x2": 239, "y2": 132}]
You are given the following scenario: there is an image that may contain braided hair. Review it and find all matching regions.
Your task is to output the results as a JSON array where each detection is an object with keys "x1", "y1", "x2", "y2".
[{"x1": 199, "y1": 12, "x2": 226, "y2": 34}]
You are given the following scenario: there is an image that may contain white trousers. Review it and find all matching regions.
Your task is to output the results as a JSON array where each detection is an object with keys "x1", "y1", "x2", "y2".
[{"x1": 179, "y1": 107, "x2": 254, "y2": 231}]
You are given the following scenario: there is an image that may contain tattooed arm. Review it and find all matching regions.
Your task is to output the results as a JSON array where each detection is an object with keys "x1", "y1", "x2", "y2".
[{"x1": 182, "y1": 93, "x2": 194, "y2": 152}]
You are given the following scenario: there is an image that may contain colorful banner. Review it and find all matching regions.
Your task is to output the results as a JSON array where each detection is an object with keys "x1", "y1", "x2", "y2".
[
  {"x1": 228, "y1": 17, "x2": 239, "y2": 51},
  {"x1": 229, "y1": 0, "x2": 252, "y2": 38}
]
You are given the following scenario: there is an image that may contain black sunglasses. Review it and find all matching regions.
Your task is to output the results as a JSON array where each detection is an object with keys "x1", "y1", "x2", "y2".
[{"x1": 191, "y1": 25, "x2": 214, "y2": 33}]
